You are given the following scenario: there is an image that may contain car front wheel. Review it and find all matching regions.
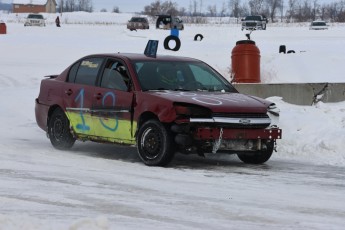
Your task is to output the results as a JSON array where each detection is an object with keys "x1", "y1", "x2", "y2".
[
  {"x1": 237, "y1": 141, "x2": 274, "y2": 164},
  {"x1": 48, "y1": 107, "x2": 75, "y2": 150},
  {"x1": 137, "y1": 120, "x2": 175, "y2": 166}
]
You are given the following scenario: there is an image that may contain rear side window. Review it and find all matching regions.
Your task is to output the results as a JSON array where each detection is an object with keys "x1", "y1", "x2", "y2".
[
  {"x1": 73, "y1": 58, "x2": 103, "y2": 86},
  {"x1": 67, "y1": 62, "x2": 79, "y2": 83}
]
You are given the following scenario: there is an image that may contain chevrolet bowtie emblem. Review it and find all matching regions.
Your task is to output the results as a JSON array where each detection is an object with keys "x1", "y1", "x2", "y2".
[{"x1": 239, "y1": 119, "x2": 251, "y2": 124}]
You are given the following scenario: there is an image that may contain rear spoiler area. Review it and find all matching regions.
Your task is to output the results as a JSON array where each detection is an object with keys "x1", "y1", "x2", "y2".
[{"x1": 44, "y1": 75, "x2": 58, "y2": 79}]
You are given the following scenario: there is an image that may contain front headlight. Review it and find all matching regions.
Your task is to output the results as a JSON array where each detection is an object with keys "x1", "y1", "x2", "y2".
[
  {"x1": 173, "y1": 103, "x2": 211, "y2": 117},
  {"x1": 267, "y1": 103, "x2": 280, "y2": 127}
]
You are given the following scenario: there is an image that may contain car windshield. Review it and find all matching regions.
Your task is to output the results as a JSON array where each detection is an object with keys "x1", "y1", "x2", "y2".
[
  {"x1": 134, "y1": 60, "x2": 236, "y2": 92},
  {"x1": 245, "y1": 16, "x2": 261, "y2": 20},
  {"x1": 28, "y1": 14, "x2": 43, "y2": 19},
  {"x1": 312, "y1": 22, "x2": 326, "y2": 26}
]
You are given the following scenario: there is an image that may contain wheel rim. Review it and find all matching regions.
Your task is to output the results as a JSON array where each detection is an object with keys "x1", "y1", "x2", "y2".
[
  {"x1": 52, "y1": 115, "x2": 64, "y2": 141},
  {"x1": 140, "y1": 127, "x2": 162, "y2": 160}
]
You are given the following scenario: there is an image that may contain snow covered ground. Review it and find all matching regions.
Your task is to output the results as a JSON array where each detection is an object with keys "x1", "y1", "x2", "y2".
[{"x1": 0, "y1": 12, "x2": 344, "y2": 229}]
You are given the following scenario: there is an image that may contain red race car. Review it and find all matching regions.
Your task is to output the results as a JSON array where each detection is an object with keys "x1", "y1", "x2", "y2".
[{"x1": 35, "y1": 53, "x2": 281, "y2": 166}]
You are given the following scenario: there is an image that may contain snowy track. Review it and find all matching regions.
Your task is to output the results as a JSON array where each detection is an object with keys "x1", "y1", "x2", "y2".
[{"x1": 1, "y1": 141, "x2": 345, "y2": 229}]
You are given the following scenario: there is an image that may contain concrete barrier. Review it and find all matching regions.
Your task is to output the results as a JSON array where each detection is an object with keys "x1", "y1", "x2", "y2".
[{"x1": 233, "y1": 83, "x2": 345, "y2": 105}]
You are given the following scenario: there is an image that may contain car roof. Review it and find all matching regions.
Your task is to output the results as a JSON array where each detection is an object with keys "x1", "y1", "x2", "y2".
[{"x1": 83, "y1": 53, "x2": 201, "y2": 62}]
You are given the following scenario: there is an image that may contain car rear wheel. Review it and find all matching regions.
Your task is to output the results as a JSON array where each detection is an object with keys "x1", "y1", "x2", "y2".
[
  {"x1": 237, "y1": 141, "x2": 274, "y2": 164},
  {"x1": 48, "y1": 107, "x2": 75, "y2": 150},
  {"x1": 137, "y1": 120, "x2": 175, "y2": 166}
]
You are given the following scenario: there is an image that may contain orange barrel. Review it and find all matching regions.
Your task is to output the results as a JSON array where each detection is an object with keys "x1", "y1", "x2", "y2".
[
  {"x1": 0, "y1": 23, "x2": 6, "y2": 34},
  {"x1": 231, "y1": 40, "x2": 260, "y2": 83}
]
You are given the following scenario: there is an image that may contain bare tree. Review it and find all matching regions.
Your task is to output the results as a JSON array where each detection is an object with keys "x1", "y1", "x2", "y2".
[
  {"x1": 143, "y1": 0, "x2": 179, "y2": 17},
  {"x1": 78, "y1": 0, "x2": 92, "y2": 12},
  {"x1": 311, "y1": 0, "x2": 319, "y2": 20},
  {"x1": 248, "y1": 0, "x2": 265, "y2": 15},
  {"x1": 319, "y1": 3, "x2": 327, "y2": 20},
  {"x1": 337, "y1": 1, "x2": 345, "y2": 22},
  {"x1": 199, "y1": 0, "x2": 203, "y2": 14},
  {"x1": 143, "y1": 1, "x2": 162, "y2": 16},
  {"x1": 62, "y1": 0, "x2": 93, "y2": 12},
  {"x1": 228, "y1": 0, "x2": 242, "y2": 17},
  {"x1": 279, "y1": 0, "x2": 284, "y2": 22},
  {"x1": 266, "y1": 0, "x2": 282, "y2": 22},
  {"x1": 191, "y1": 0, "x2": 199, "y2": 16},
  {"x1": 286, "y1": 0, "x2": 299, "y2": 22},
  {"x1": 219, "y1": 2, "x2": 227, "y2": 17},
  {"x1": 113, "y1": 6, "x2": 120, "y2": 13},
  {"x1": 207, "y1": 4, "x2": 217, "y2": 17}
]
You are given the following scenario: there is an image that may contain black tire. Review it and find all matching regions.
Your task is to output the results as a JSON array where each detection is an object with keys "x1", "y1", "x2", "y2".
[
  {"x1": 137, "y1": 120, "x2": 175, "y2": 166},
  {"x1": 48, "y1": 107, "x2": 75, "y2": 150},
  {"x1": 163, "y1": 35, "x2": 181, "y2": 51},
  {"x1": 279, "y1": 45, "x2": 286, "y2": 54},
  {"x1": 194, "y1": 34, "x2": 204, "y2": 41},
  {"x1": 237, "y1": 141, "x2": 274, "y2": 164}
]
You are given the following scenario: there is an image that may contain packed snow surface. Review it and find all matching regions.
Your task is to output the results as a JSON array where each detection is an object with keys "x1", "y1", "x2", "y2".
[{"x1": 0, "y1": 12, "x2": 344, "y2": 229}]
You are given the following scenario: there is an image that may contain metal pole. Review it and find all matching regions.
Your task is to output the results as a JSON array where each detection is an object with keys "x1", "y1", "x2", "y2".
[{"x1": 60, "y1": 0, "x2": 63, "y2": 16}]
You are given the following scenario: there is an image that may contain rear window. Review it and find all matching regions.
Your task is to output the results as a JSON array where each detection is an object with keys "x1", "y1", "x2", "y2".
[
  {"x1": 130, "y1": 17, "x2": 147, "y2": 22},
  {"x1": 73, "y1": 58, "x2": 104, "y2": 86}
]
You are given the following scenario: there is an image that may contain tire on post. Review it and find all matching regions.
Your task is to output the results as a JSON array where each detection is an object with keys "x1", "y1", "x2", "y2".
[
  {"x1": 163, "y1": 35, "x2": 181, "y2": 51},
  {"x1": 194, "y1": 34, "x2": 204, "y2": 41}
]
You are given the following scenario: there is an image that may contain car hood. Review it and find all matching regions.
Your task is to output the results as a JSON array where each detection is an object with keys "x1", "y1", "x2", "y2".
[{"x1": 147, "y1": 91, "x2": 271, "y2": 114}]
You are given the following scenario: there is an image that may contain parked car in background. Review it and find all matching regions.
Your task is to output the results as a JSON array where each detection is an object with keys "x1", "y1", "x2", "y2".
[
  {"x1": 156, "y1": 15, "x2": 184, "y2": 30},
  {"x1": 309, "y1": 20, "x2": 328, "y2": 30},
  {"x1": 127, "y1": 17, "x2": 149, "y2": 31},
  {"x1": 24, "y1": 13, "x2": 45, "y2": 27},
  {"x1": 35, "y1": 53, "x2": 281, "y2": 166},
  {"x1": 241, "y1": 15, "x2": 267, "y2": 30}
]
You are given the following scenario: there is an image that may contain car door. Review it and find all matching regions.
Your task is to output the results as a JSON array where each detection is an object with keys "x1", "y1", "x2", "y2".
[
  {"x1": 91, "y1": 59, "x2": 135, "y2": 144},
  {"x1": 63, "y1": 57, "x2": 104, "y2": 137}
]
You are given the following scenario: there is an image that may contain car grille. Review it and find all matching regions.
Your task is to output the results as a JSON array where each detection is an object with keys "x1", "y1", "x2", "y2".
[
  {"x1": 246, "y1": 22, "x2": 257, "y2": 27},
  {"x1": 211, "y1": 113, "x2": 270, "y2": 129}
]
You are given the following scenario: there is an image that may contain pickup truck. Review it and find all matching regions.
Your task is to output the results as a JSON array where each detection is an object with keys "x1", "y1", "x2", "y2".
[
  {"x1": 156, "y1": 15, "x2": 184, "y2": 30},
  {"x1": 242, "y1": 15, "x2": 268, "y2": 30}
]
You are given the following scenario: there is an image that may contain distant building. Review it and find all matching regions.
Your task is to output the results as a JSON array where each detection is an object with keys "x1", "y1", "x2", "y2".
[{"x1": 13, "y1": 0, "x2": 57, "y2": 13}]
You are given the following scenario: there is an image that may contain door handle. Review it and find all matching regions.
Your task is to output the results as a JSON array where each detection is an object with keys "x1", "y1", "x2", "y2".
[
  {"x1": 65, "y1": 89, "x2": 73, "y2": 96},
  {"x1": 95, "y1": 93, "x2": 102, "y2": 100}
]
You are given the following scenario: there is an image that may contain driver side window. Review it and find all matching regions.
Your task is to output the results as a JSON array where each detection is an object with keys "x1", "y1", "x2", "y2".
[{"x1": 100, "y1": 60, "x2": 129, "y2": 91}]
